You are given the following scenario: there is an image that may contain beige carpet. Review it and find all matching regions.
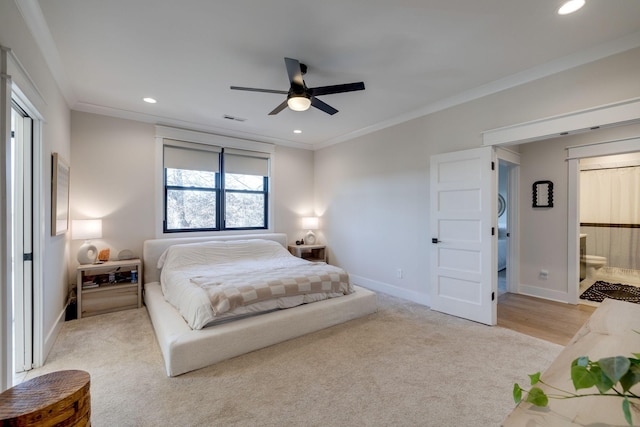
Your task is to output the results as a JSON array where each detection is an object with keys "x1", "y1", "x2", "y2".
[{"x1": 25, "y1": 293, "x2": 562, "y2": 426}]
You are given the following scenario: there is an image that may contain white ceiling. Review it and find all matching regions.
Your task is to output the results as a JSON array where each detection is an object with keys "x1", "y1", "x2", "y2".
[{"x1": 23, "y1": 0, "x2": 640, "y2": 149}]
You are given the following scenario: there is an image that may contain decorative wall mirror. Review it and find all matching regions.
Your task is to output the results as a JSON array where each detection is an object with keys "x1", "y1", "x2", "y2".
[
  {"x1": 532, "y1": 180, "x2": 553, "y2": 208},
  {"x1": 498, "y1": 194, "x2": 506, "y2": 217}
]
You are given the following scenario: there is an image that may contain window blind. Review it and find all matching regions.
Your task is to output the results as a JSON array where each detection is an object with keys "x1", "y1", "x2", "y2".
[
  {"x1": 163, "y1": 139, "x2": 220, "y2": 172},
  {"x1": 224, "y1": 148, "x2": 270, "y2": 176}
]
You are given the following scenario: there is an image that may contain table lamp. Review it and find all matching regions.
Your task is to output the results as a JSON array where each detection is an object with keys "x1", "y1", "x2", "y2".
[
  {"x1": 302, "y1": 216, "x2": 319, "y2": 244},
  {"x1": 72, "y1": 219, "x2": 102, "y2": 264}
]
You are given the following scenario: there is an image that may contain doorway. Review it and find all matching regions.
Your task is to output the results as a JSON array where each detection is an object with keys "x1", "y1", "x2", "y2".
[
  {"x1": 576, "y1": 151, "x2": 640, "y2": 306},
  {"x1": 496, "y1": 149, "x2": 520, "y2": 298},
  {"x1": 11, "y1": 102, "x2": 34, "y2": 378}
]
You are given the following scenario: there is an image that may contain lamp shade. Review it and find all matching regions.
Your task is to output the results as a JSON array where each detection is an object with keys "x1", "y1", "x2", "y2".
[
  {"x1": 302, "y1": 217, "x2": 319, "y2": 230},
  {"x1": 72, "y1": 219, "x2": 103, "y2": 240}
]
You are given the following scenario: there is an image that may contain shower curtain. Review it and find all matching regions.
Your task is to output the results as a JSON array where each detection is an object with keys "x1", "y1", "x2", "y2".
[{"x1": 580, "y1": 166, "x2": 640, "y2": 270}]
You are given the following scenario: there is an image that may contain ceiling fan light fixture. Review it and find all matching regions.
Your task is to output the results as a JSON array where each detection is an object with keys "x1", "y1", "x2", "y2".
[
  {"x1": 287, "y1": 95, "x2": 311, "y2": 112},
  {"x1": 558, "y1": 0, "x2": 585, "y2": 15}
]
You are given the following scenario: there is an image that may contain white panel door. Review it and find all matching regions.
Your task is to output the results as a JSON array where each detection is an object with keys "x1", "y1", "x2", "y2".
[{"x1": 430, "y1": 146, "x2": 496, "y2": 325}]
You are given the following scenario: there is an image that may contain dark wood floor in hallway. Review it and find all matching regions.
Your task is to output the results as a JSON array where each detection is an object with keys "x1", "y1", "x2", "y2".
[{"x1": 497, "y1": 293, "x2": 597, "y2": 346}]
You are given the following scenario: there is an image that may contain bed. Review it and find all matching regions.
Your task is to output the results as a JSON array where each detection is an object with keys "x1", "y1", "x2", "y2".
[{"x1": 143, "y1": 233, "x2": 378, "y2": 376}]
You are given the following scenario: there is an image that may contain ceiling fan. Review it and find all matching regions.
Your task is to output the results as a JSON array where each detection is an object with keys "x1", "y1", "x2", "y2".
[{"x1": 230, "y1": 57, "x2": 365, "y2": 115}]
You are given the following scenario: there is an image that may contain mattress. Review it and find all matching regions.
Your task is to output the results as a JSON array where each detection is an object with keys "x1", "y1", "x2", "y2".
[{"x1": 159, "y1": 238, "x2": 354, "y2": 329}]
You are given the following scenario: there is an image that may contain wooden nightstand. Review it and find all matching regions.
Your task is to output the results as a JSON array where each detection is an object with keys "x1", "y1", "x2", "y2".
[
  {"x1": 288, "y1": 244, "x2": 327, "y2": 263},
  {"x1": 76, "y1": 259, "x2": 142, "y2": 318}
]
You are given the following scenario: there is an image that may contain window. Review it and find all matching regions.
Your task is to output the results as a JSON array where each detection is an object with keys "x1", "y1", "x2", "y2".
[
  {"x1": 163, "y1": 140, "x2": 269, "y2": 233},
  {"x1": 223, "y1": 149, "x2": 270, "y2": 229}
]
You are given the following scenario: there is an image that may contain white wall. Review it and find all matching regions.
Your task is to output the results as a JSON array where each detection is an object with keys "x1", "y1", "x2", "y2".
[
  {"x1": 0, "y1": 0, "x2": 72, "y2": 370},
  {"x1": 315, "y1": 47, "x2": 640, "y2": 304},
  {"x1": 69, "y1": 111, "x2": 315, "y2": 278}
]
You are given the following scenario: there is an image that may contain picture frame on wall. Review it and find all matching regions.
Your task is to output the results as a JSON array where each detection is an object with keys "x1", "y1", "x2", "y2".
[{"x1": 51, "y1": 152, "x2": 70, "y2": 236}]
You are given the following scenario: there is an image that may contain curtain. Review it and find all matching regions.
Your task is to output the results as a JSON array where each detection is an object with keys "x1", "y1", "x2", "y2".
[{"x1": 580, "y1": 166, "x2": 640, "y2": 270}]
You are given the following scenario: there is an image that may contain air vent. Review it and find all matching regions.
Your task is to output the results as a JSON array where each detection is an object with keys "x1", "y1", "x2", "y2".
[{"x1": 223, "y1": 114, "x2": 246, "y2": 122}]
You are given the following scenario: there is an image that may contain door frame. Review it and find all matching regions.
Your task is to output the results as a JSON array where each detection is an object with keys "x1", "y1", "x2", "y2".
[
  {"x1": 11, "y1": 85, "x2": 44, "y2": 374},
  {"x1": 496, "y1": 148, "x2": 521, "y2": 295},
  {"x1": 566, "y1": 137, "x2": 640, "y2": 303},
  {"x1": 1, "y1": 46, "x2": 45, "y2": 389},
  {"x1": 11, "y1": 103, "x2": 34, "y2": 373},
  {"x1": 483, "y1": 97, "x2": 640, "y2": 304}
]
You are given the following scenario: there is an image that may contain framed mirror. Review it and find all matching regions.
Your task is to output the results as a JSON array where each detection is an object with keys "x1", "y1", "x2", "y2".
[
  {"x1": 532, "y1": 180, "x2": 553, "y2": 208},
  {"x1": 498, "y1": 194, "x2": 506, "y2": 217},
  {"x1": 51, "y1": 152, "x2": 70, "y2": 235}
]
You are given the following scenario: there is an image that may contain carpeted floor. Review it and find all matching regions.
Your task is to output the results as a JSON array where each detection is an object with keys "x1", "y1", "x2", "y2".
[
  {"x1": 25, "y1": 293, "x2": 562, "y2": 427},
  {"x1": 580, "y1": 280, "x2": 640, "y2": 303}
]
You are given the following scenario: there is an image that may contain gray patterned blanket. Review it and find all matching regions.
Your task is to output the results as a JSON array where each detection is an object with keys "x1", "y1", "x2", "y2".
[{"x1": 190, "y1": 263, "x2": 352, "y2": 315}]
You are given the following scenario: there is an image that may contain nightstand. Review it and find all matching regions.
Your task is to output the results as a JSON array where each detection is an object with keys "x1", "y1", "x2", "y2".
[
  {"x1": 288, "y1": 244, "x2": 327, "y2": 263},
  {"x1": 76, "y1": 259, "x2": 142, "y2": 318}
]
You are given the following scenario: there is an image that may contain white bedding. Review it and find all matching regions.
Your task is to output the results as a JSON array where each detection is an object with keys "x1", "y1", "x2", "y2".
[{"x1": 159, "y1": 239, "x2": 354, "y2": 329}]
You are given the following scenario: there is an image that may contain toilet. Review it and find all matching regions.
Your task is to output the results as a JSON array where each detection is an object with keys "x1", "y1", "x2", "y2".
[{"x1": 580, "y1": 255, "x2": 607, "y2": 280}]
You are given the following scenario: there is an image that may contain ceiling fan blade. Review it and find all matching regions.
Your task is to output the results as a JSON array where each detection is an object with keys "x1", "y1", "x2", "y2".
[
  {"x1": 309, "y1": 82, "x2": 365, "y2": 97},
  {"x1": 284, "y1": 57, "x2": 305, "y2": 87},
  {"x1": 230, "y1": 86, "x2": 288, "y2": 95},
  {"x1": 311, "y1": 97, "x2": 338, "y2": 115},
  {"x1": 268, "y1": 99, "x2": 289, "y2": 115}
]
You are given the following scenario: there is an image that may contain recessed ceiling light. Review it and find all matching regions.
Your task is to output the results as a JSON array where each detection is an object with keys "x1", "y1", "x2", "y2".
[
  {"x1": 293, "y1": 129, "x2": 302, "y2": 134},
  {"x1": 143, "y1": 97, "x2": 157, "y2": 104},
  {"x1": 558, "y1": 0, "x2": 585, "y2": 15}
]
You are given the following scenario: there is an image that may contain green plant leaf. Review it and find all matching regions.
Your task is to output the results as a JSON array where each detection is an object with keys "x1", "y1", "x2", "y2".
[
  {"x1": 599, "y1": 356, "x2": 631, "y2": 384},
  {"x1": 525, "y1": 387, "x2": 549, "y2": 407},
  {"x1": 590, "y1": 365, "x2": 615, "y2": 393},
  {"x1": 619, "y1": 364, "x2": 640, "y2": 392},
  {"x1": 528, "y1": 372, "x2": 541, "y2": 385},
  {"x1": 622, "y1": 397, "x2": 632, "y2": 426},
  {"x1": 571, "y1": 365, "x2": 597, "y2": 390},
  {"x1": 573, "y1": 356, "x2": 589, "y2": 368},
  {"x1": 513, "y1": 383, "x2": 522, "y2": 404}
]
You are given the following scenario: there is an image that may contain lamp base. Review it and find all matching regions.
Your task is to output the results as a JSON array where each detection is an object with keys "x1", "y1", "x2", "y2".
[
  {"x1": 305, "y1": 230, "x2": 316, "y2": 245},
  {"x1": 77, "y1": 241, "x2": 98, "y2": 265}
]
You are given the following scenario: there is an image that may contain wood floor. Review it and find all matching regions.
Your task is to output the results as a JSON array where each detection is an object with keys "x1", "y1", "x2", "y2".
[{"x1": 497, "y1": 293, "x2": 597, "y2": 345}]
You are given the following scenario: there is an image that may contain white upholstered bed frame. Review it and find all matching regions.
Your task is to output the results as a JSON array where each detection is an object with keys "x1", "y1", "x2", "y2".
[{"x1": 143, "y1": 233, "x2": 378, "y2": 376}]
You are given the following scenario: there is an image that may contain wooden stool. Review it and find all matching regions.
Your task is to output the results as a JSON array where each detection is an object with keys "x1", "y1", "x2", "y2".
[{"x1": 0, "y1": 370, "x2": 90, "y2": 426}]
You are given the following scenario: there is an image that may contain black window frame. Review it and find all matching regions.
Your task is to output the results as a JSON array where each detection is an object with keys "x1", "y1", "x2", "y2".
[{"x1": 163, "y1": 145, "x2": 269, "y2": 233}]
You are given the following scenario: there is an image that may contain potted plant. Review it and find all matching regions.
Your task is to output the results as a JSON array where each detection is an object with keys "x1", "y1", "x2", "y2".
[{"x1": 513, "y1": 353, "x2": 640, "y2": 425}]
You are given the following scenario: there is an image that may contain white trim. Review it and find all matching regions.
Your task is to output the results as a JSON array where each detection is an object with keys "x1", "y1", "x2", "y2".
[
  {"x1": 0, "y1": 46, "x2": 46, "y2": 113},
  {"x1": 77, "y1": 103, "x2": 311, "y2": 150},
  {"x1": 564, "y1": 135, "x2": 640, "y2": 304},
  {"x1": 496, "y1": 149, "x2": 521, "y2": 296},
  {"x1": 482, "y1": 98, "x2": 640, "y2": 146},
  {"x1": 154, "y1": 127, "x2": 275, "y2": 238},
  {"x1": 1, "y1": 43, "x2": 13, "y2": 391},
  {"x1": 518, "y1": 284, "x2": 571, "y2": 304},
  {"x1": 155, "y1": 125, "x2": 275, "y2": 154},
  {"x1": 350, "y1": 274, "x2": 430, "y2": 307},
  {"x1": 13, "y1": 0, "x2": 75, "y2": 106},
  {"x1": 0, "y1": 46, "x2": 46, "y2": 389},
  {"x1": 566, "y1": 136, "x2": 640, "y2": 159},
  {"x1": 11, "y1": 83, "x2": 45, "y2": 370},
  {"x1": 567, "y1": 158, "x2": 580, "y2": 304}
]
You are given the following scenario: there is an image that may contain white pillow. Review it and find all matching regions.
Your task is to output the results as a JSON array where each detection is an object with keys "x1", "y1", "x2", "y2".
[{"x1": 157, "y1": 239, "x2": 291, "y2": 271}]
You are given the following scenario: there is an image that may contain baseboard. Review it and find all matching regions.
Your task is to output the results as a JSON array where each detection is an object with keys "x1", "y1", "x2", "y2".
[
  {"x1": 40, "y1": 307, "x2": 66, "y2": 368},
  {"x1": 350, "y1": 274, "x2": 431, "y2": 307},
  {"x1": 517, "y1": 284, "x2": 571, "y2": 304}
]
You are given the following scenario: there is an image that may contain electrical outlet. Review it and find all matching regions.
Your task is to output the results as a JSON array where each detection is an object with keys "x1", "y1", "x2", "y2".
[
  {"x1": 397, "y1": 268, "x2": 403, "y2": 279},
  {"x1": 539, "y1": 270, "x2": 549, "y2": 280}
]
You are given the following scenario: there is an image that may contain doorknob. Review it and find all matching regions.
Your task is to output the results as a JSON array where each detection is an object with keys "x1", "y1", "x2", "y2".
[{"x1": 432, "y1": 238, "x2": 440, "y2": 244}]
